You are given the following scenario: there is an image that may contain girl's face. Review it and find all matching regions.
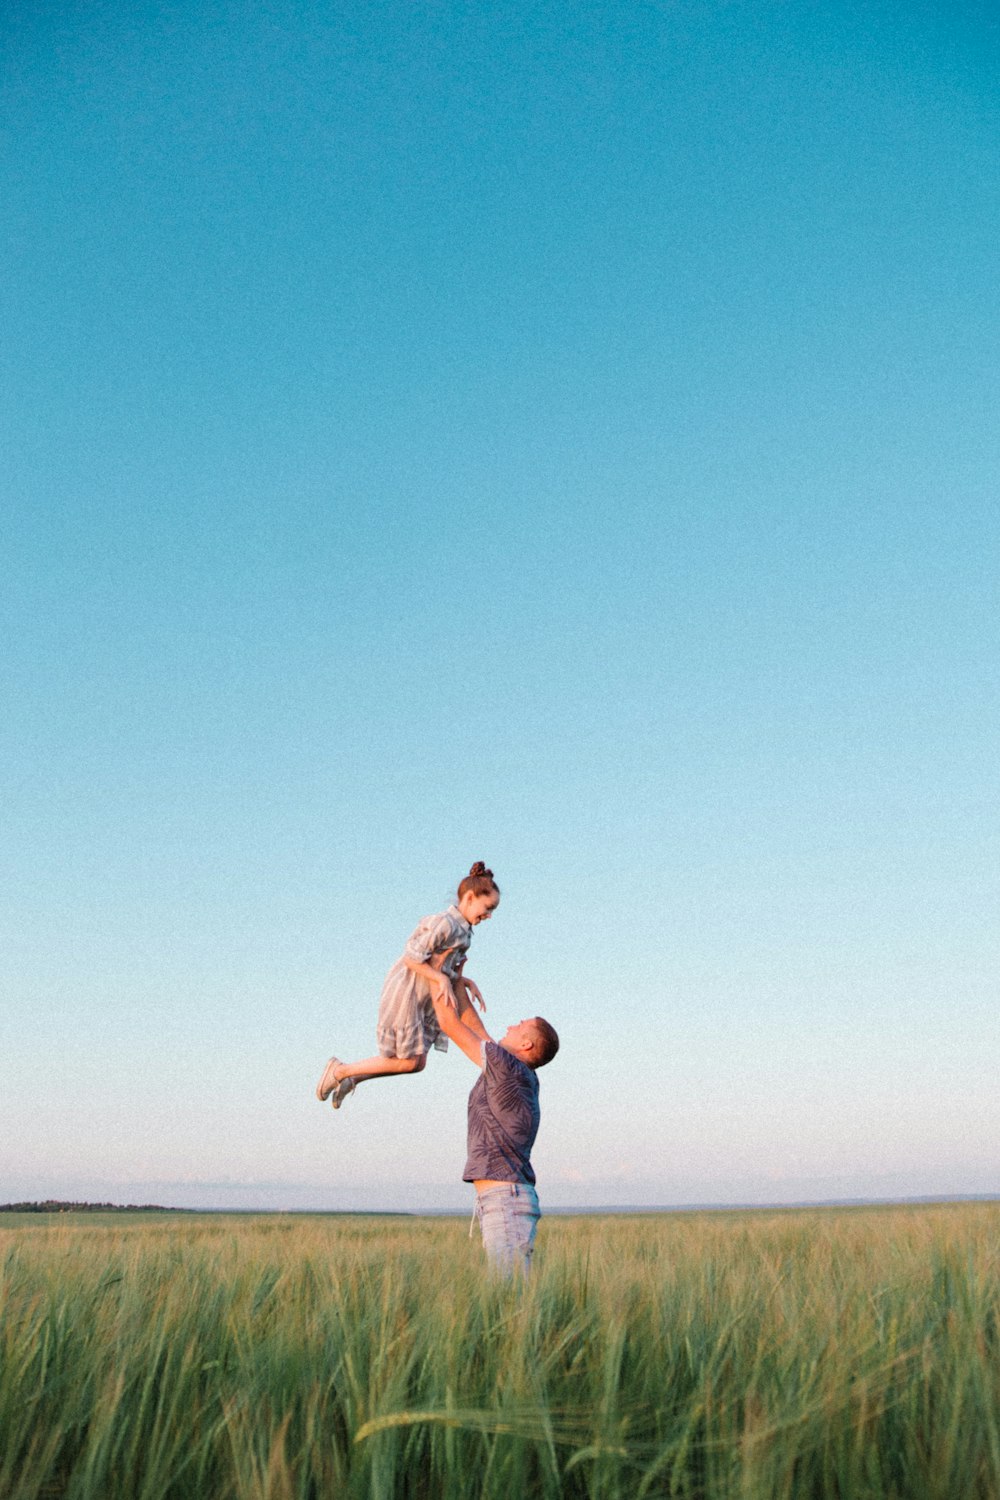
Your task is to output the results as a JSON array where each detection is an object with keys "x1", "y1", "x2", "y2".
[{"x1": 460, "y1": 889, "x2": 500, "y2": 925}]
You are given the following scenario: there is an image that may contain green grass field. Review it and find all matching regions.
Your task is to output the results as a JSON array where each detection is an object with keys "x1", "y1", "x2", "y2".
[{"x1": 2, "y1": 1202, "x2": 999, "y2": 1498}]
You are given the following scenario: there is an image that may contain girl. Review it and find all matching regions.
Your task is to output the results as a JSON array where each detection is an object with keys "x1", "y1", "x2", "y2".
[{"x1": 316, "y1": 862, "x2": 500, "y2": 1110}]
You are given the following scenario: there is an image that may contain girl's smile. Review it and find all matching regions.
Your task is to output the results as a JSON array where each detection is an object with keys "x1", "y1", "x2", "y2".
[{"x1": 460, "y1": 891, "x2": 500, "y2": 926}]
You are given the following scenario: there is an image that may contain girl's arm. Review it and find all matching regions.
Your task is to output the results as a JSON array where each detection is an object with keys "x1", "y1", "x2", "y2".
[
  {"x1": 447, "y1": 950, "x2": 487, "y2": 1013},
  {"x1": 403, "y1": 954, "x2": 458, "y2": 1009},
  {"x1": 454, "y1": 973, "x2": 486, "y2": 1012}
]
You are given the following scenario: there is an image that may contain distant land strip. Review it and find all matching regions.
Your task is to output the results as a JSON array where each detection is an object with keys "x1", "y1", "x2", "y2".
[
  {"x1": 0, "y1": 1201, "x2": 191, "y2": 1214},
  {"x1": 0, "y1": 1201, "x2": 412, "y2": 1216}
]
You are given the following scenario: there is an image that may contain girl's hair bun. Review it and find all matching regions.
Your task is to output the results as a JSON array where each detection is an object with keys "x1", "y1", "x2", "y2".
[{"x1": 458, "y1": 861, "x2": 499, "y2": 898}]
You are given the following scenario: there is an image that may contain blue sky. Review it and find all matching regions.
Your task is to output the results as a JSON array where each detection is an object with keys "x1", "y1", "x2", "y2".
[{"x1": 2, "y1": 0, "x2": 998, "y2": 1210}]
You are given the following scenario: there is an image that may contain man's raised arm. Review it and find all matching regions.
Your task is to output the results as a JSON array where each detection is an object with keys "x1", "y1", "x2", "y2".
[{"x1": 432, "y1": 993, "x2": 489, "y2": 1067}]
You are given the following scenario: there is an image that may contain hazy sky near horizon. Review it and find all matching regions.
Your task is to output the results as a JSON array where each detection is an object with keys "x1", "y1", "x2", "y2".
[{"x1": 3, "y1": 0, "x2": 998, "y2": 1211}]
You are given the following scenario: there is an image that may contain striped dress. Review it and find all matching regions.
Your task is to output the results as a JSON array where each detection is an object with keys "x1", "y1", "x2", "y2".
[{"x1": 375, "y1": 904, "x2": 473, "y2": 1059}]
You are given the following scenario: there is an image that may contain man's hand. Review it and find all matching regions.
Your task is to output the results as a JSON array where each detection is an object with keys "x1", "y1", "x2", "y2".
[
  {"x1": 427, "y1": 948, "x2": 459, "y2": 1009},
  {"x1": 432, "y1": 972, "x2": 458, "y2": 1010},
  {"x1": 436, "y1": 951, "x2": 486, "y2": 1014}
]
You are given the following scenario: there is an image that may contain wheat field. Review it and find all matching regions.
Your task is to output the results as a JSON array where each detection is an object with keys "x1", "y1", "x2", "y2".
[{"x1": 2, "y1": 1202, "x2": 999, "y2": 1498}]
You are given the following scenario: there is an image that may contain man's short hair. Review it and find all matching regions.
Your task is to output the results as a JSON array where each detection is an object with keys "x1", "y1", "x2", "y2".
[{"x1": 530, "y1": 1017, "x2": 559, "y2": 1068}]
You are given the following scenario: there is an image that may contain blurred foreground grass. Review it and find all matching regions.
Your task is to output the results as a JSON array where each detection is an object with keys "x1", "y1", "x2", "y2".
[{"x1": 2, "y1": 1202, "x2": 999, "y2": 1498}]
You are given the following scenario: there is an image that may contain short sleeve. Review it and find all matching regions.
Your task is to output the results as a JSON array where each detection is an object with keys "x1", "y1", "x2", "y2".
[
  {"x1": 483, "y1": 1041, "x2": 520, "y2": 1080},
  {"x1": 403, "y1": 913, "x2": 456, "y2": 964}
]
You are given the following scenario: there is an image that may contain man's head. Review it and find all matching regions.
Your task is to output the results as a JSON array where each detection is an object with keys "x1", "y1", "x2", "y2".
[{"x1": 500, "y1": 1017, "x2": 560, "y2": 1070}]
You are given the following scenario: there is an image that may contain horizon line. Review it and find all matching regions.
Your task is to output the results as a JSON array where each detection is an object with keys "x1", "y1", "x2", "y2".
[{"x1": 5, "y1": 1193, "x2": 1000, "y2": 1217}]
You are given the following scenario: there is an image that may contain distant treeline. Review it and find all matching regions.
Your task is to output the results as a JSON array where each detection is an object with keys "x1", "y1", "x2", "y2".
[{"x1": 0, "y1": 1201, "x2": 188, "y2": 1214}]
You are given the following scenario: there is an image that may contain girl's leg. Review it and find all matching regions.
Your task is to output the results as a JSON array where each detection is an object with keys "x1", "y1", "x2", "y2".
[
  {"x1": 344, "y1": 1052, "x2": 425, "y2": 1082},
  {"x1": 318, "y1": 1052, "x2": 426, "y2": 1097}
]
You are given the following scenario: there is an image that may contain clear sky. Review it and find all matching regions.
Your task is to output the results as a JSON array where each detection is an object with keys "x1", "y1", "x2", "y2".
[{"x1": 3, "y1": 0, "x2": 998, "y2": 1211}]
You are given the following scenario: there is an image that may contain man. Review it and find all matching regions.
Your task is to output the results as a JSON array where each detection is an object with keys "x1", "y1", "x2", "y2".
[{"x1": 432, "y1": 994, "x2": 559, "y2": 1277}]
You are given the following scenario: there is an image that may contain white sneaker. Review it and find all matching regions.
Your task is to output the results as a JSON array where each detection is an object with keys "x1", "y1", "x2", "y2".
[
  {"x1": 316, "y1": 1056, "x2": 343, "y2": 1102},
  {"x1": 330, "y1": 1075, "x2": 356, "y2": 1110}
]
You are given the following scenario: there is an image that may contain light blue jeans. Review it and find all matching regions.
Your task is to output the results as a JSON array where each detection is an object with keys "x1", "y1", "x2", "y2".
[{"x1": 475, "y1": 1182, "x2": 540, "y2": 1278}]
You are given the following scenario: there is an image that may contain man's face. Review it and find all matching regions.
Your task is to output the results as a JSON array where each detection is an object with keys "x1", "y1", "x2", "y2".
[{"x1": 503, "y1": 1018, "x2": 538, "y2": 1054}]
